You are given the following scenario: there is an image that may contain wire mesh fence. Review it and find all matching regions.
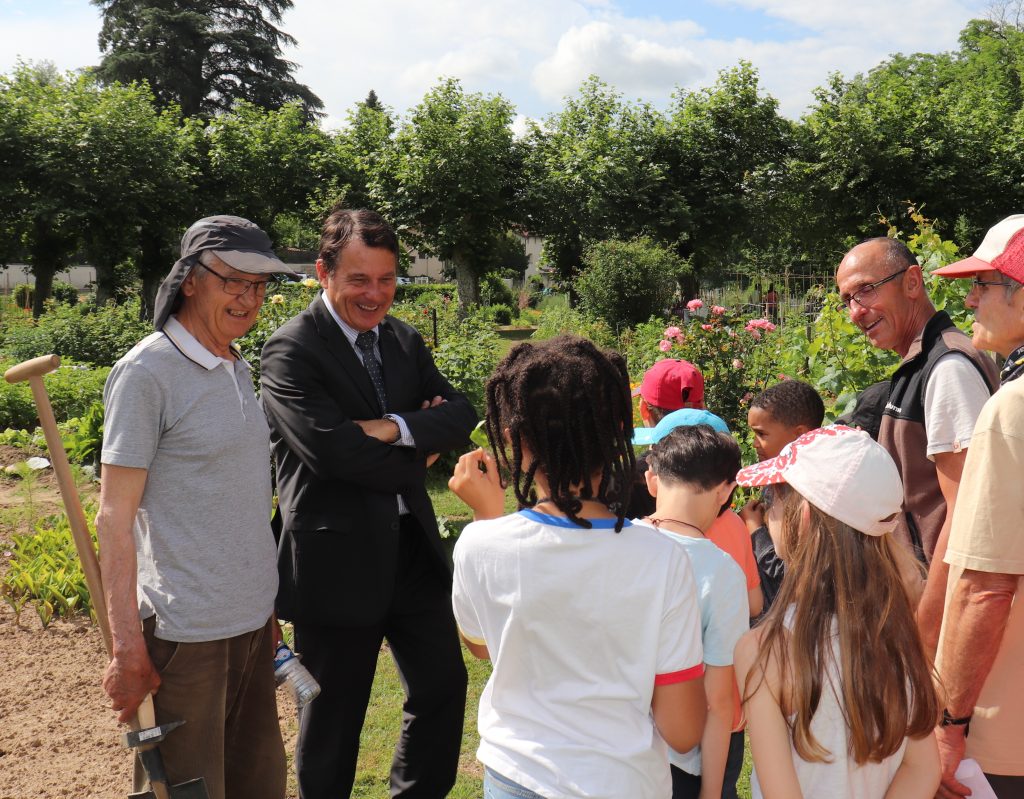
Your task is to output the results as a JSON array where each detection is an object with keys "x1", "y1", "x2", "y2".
[{"x1": 694, "y1": 271, "x2": 834, "y2": 327}]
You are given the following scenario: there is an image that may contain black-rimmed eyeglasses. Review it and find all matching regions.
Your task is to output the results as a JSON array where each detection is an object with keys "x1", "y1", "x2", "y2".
[
  {"x1": 971, "y1": 276, "x2": 1013, "y2": 290},
  {"x1": 198, "y1": 262, "x2": 279, "y2": 297},
  {"x1": 835, "y1": 267, "x2": 910, "y2": 311}
]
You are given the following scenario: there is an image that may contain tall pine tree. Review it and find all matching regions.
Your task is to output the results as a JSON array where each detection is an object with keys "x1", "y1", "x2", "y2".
[{"x1": 92, "y1": 0, "x2": 322, "y2": 119}]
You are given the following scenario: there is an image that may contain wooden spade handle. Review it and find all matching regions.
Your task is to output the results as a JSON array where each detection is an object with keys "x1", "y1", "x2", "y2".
[
  {"x1": 10, "y1": 356, "x2": 171, "y2": 797},
  {"x1": 4, "y1": 354, "x2": 60, "y2": 384}
]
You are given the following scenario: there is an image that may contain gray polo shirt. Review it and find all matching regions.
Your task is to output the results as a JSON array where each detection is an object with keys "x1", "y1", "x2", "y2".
[{"x1": 101, "y1": 316, "x2": 278, "y2": 642}]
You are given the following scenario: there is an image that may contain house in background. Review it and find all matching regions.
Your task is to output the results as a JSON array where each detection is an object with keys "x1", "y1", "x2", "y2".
[{"x1": 406, "y1": 232, "x2": 547, "y2": 285}]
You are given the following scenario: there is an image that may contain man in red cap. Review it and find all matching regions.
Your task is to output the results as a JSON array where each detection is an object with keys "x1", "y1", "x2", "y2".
[
  {"x1": 634, "y1": 358, "x2": 705, "y2": 427},
  {"x1": 931, "y1": 215, "x2": 1024, "y2": 799}
]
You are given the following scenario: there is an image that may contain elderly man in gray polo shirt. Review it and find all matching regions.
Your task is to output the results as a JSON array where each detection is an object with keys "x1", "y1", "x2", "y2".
[{"x1": 96, "y1": 216, "x2": 297, "y2": 799}]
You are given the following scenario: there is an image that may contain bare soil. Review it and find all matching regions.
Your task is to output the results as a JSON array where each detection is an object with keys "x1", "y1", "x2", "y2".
[{"x1": 0, "y1": 453, "x2": 300, "y2": 798}]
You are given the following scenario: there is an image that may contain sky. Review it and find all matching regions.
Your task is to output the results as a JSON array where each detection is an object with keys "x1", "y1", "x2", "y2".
[{"x1": 0, "y1": 0, "x2": 990, "y2": 130}]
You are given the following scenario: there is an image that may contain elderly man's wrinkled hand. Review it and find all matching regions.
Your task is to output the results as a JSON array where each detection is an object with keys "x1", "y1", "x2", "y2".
[
  {"x1": 935, "y1": 725, "x2": 970, "y2": 799},
  {"x1": 103, "y1": 650, "x2": 161, "y2": 724},
  {"x1": 449, "y1": 448, "x2": 504, "y2": 521}
]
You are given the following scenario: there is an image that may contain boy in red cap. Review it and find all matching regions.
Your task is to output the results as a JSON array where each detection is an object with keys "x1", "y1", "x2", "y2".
[{"x1": 634, "y1": 359, "x2": 705, "y2": 426}]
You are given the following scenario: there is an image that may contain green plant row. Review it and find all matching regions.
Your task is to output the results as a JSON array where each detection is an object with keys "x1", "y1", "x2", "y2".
[
  {"x1": 2, "y1": 509, "x2": 95, "y2": 628},
  {"x1": 0, "y1": 359, "x2": 110, "y2": 431},
  {"x1": 0, "y1": 296, "x2": 151, "y2": 367}
]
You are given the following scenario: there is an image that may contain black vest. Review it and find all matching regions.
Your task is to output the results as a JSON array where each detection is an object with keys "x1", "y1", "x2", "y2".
[{"x1": 878, "y1": 311, "x2": 998, "y2": 563}]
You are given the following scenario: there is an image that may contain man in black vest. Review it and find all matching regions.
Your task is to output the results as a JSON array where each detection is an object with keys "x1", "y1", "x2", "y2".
[{"x1": 836, "y1": 237, "x2": 997, "y2": 656}]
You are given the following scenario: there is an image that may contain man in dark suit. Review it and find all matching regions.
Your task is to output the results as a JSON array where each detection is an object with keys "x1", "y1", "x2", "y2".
[{"x1": 260, "y1": 208, "x2": 476, "y2": 798}]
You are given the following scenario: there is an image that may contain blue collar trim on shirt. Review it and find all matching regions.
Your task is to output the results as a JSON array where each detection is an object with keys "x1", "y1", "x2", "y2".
[{"x1": 518, "y1": 508, "x2": 630, "y2": 529}]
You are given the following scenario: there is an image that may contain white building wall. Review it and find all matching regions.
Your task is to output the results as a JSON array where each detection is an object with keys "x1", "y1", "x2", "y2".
[
  {"x1": 1, "y1": 265, "x2": 97, "y2": 291},
  {"x1": 405, "y1": 233, "x2": 548, "y2": 283}
]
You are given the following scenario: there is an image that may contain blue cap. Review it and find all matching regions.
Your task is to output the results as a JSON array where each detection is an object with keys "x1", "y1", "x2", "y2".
[{"x1": 633, "y1": 408, "x2": 731, "y2": 446}]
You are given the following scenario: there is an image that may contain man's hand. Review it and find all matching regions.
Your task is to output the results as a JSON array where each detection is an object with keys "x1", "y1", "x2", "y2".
[
  {"x1": 103, "y1": 648, "x2": 161, "y2": 724},
  {"x1": 449, "y1": 448, "x2": 504, "y2": 520},
  {"x1": 739, "y1": 499, "x2": 764, "y2": 533},
  {"x1": 421, "y1": 396, "x2": 445, "y2": 466},
  {"x1": 354, "y1": 418, "x2": 400, "y2": 443},
  {"x1": 935, "y1": 725, "x2": 969, "y2": 799}
]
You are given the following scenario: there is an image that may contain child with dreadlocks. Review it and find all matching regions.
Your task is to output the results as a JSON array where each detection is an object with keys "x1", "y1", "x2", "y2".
[
  {"x1": 449, "y1": 335, "x2": 707, "y2": 799},
  {"x1": 734, "y1": 426, "x2": 941, "y2": 798}
]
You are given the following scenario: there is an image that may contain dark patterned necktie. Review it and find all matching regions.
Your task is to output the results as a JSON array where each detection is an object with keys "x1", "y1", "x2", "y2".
[{"x1": 355, "y1": 329, "x2": 387, "y2": 412}]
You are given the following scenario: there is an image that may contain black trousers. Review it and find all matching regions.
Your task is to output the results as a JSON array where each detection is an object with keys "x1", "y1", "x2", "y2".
[
  {"x1": 670, "y1": 730, "x2": 745, "y2": 799},
  {"x1": 293, "y1": 515, "x2": 468, "y2": 798}
]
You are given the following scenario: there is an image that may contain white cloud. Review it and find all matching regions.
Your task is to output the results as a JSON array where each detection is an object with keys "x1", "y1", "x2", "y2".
[
  {"x1": 284, "y1": 0, "x2": 593, "y2": 119},
  {"x1": 719, "y1": 0, "x2": 977, "y2": 45},
  {"x1": 533, "y1": 21, "x2": 705, "y2": 103},
  {"x1": 0, "y1": 0, "x2": 991, "y2": 125},
  {"x1": 399, "y1": 39, "x2": 521, "y2": 91}
]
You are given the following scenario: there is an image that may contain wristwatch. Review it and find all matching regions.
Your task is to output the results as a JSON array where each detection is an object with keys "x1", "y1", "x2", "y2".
[{"x1": 941, "y1": 709, "x2": 972, "y2": 736}]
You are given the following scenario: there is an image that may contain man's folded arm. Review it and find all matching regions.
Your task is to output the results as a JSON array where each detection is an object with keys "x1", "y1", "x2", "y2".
[{"x1": 261, "y1": 334, "x2": 426, "y2": 492}]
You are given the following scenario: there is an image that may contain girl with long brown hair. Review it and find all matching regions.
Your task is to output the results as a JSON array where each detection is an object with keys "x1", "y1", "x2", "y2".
[{"x1": 734, "y1": 425, "x2": 941, "y2": 798}]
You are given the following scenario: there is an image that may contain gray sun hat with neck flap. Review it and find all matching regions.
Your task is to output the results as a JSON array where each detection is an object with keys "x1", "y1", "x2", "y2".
[{"x1": 153, "y1": 215, "x2": 302, "y2": 331}]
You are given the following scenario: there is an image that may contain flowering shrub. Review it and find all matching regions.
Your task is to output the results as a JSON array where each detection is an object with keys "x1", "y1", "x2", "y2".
[{"x1": 620, "y1": 309, "x2": 779, "y2": 432}]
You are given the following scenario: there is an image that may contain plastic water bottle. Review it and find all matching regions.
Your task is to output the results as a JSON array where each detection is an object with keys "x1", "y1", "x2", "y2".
[{"x1": 273, "y1": 641, "x2": 321, "y2": 708}]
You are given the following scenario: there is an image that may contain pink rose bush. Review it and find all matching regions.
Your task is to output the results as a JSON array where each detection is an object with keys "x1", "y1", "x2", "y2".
[{"x1": 635, "y1": 302, "x2": 779, "y2": 433}]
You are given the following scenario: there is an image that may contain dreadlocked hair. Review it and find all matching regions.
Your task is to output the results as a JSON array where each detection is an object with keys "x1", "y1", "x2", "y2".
[{"x1": 484, "y1": 335, "x2": 636, "y2": 532}]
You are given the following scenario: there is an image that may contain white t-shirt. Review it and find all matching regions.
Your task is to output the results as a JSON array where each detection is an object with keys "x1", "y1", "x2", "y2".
[
  {"x1": 751, "y1": 609, "x2": 908, "y2": 799},
  {"x1": 453, "y1": 509, "x2": 705, "y2": 799},
  {"x1": 923, "y1": 352, "x2": 990, "y2": 460},
  {"x1": 634, "y1": 523, "x2": 749, "y2": 776}
]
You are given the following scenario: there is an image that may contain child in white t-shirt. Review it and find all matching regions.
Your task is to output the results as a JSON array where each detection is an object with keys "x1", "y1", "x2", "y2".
[
  {"x1": 734, "y1": 426, "x2": 941, "y2": 799},
  {"x1": 637, "y1": 424, "x2": 750, "y2": 799},
  {"x1": 449, "y1": 335, "x2": 707, "y2": 799}
]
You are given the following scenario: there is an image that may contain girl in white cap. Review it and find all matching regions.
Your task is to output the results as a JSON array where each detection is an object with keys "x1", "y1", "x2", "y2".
[{"x1": 733, "y1": 425, "x2": 941, "y2": 798}]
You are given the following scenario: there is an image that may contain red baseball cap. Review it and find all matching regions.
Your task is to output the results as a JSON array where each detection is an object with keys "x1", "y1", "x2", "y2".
[
  {"x1": 633, "y1": 359, "x2": 705, "y2": 410},
  {"x1": 934, "y1": 214, "x2": 1024, "y2": 282}
]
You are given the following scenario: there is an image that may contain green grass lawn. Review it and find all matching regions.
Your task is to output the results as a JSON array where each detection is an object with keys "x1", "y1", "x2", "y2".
[
  {"x1": 341, "y1": 476, "x2": 755, "y2": 798},
  {"x1": 352, "y1": 647, "x2": 753, "y2": 798}
]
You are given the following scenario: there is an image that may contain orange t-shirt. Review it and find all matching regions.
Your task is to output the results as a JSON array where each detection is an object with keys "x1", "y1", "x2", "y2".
[
  {"x1": 706, "y1": 509, "x2": 760, "y2": 731},
  {"x1": 707, "y1": 510, "x2": 760, "y2": 592}
]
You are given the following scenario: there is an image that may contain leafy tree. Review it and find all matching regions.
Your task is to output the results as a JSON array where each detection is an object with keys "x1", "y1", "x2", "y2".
[
  {"x1": 329, "y1": 95, "x2": 395, "y2": 212},
  {"x1": 199, "y1": 100, "x2": 332, "y2": 243},
  {"x1": 74, "y1": 82, "x2": 197, "y2": 307},
  {"x1": 575, "y1": 237, "x2": 681, "y2": 331},
  {"x1": 363, "y1": 89, "x2": 383, "y2": 112},
  {"x1": 665, "y1": 62, "x2": 793, "y2": 284},
  {"x1": 372, "y1": 78, "x2": 524, "y2": 311},
  {"x1": 793, "y1": 20, "x2": 1024, "y2": 258},
  {"x1": 92, "y1": 0, "x2": 322, "y2": 119},
  {"x1": 523, "y1": 77, "x2": 686, "y2": 294}
]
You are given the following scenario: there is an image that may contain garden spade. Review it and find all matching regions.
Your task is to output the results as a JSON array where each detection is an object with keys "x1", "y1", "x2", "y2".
[{"x1": 4, "y1": 354, "x2": 209, "y2": 799}]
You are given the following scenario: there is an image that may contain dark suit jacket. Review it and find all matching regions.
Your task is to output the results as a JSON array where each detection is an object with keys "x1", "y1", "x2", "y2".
[{"x1": 260, "y1": 296, "x2": 477, "y2": 627}]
